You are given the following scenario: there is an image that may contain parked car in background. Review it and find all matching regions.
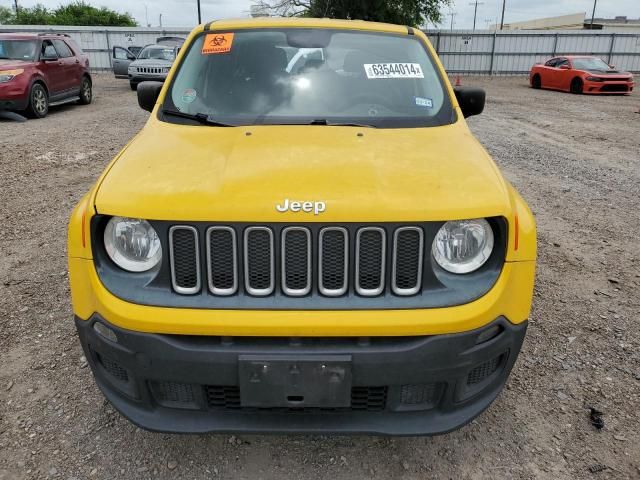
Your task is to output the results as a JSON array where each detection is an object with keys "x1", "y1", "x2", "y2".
[
  {"x1": 112, "y1": 37, "x2": 184, "y2": 88},
  {"x1": 530, "y1": 56, "x2": 634, "y2": 95},
  {"x1": 0, "y1": 32, "x2": 92, "y2": 118},
  {"x1": 126, "y1": 44, "x2": 179, "y2": 90}
]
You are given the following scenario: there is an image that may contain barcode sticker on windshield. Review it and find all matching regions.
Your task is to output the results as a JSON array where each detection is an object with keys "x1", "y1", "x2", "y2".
[{"x1": 364, "y1": 63, "x2": 424, "y2": 79}]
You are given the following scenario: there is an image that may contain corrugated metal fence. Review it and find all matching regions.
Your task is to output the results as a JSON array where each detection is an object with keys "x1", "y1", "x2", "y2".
[{"x1": 2, "y1": 25, "x2": 639, "y2": 74}]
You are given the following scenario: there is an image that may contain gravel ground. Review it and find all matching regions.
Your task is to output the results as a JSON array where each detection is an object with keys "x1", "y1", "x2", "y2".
[{"x1": 1, "y1": 75, "x2": 639, "y2": 480}]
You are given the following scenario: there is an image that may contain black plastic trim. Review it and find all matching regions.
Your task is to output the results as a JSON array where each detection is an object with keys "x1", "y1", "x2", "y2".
[
  {"x1": 75, "y1": 314, "x2": 527, "y2": 435},
  {"x1": 91, "y1": 217, "x2": 508, "y2": 311}
]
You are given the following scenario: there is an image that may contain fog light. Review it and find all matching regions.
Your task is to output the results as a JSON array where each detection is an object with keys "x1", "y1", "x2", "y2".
[{"x1": 93, "y1": 322, "x2": 118, "y2": 342}]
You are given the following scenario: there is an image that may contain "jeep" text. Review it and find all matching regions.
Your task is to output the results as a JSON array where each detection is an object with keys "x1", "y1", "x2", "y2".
[{"x1": 276, "y1": 199, "x2": 326, "y2": 215}]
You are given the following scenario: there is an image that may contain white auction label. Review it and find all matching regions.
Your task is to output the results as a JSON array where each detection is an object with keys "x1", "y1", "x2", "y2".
[{"x1": 364, "y1": 63, "x2": 424, "y2": 79}]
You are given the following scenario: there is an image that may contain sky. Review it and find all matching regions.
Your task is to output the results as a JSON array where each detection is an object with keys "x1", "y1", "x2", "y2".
[{"x1": 5, "y1": 0, "x2": 640, "y2": 29}]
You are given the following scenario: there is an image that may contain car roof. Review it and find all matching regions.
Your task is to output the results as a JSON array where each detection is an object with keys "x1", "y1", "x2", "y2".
[{"x1": 199, "y1": 17, "x2": 410, "y2": 34}]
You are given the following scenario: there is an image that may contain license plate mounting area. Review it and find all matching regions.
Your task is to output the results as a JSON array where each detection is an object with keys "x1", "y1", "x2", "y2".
[{"x1": 238, "y1": 355, "x2": 352, "y2": 408}]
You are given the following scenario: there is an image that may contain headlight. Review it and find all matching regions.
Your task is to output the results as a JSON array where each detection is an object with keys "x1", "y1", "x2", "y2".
[
  {"x1": 128, "y1": 66, "x2": 136, "y2": 73},
  {"x1": 163, "y1": 67, "x2": 170, "y2": 73},
  {"x1": 0, "y1": 69, "x2": 24, "y2": 83},
  {"x1": 432, "y1": 219, "x2": 494, "y2": 274},
  {"x1": 586, "y1": 76, "x2": 602, "y2": 82},
  {"x1": 104, "y1": 217, "x2": 162, "y2": 272}
]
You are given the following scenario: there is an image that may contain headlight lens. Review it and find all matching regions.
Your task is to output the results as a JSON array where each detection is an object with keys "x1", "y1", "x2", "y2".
[
  {"x1": 432, "y1": 219, "x2": 494, "y2": 274},
  {"x1": 0, "y1": 69, "x2": 24, "y2": 83},
  {"x1": 586, "y1": 76, "x2": 602, "y2": 82},
  {"x1": 104, "y1": 217, "x2": 162, "y2": 272}
]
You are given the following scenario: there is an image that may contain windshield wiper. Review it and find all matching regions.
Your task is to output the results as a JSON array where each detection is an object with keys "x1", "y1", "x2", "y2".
[
  {"x1": 162, "y1": 109, "x2": 235, "y2": 127},
  {"x1": 309, "y1": 119, "x2": 377, "y2": 128}
]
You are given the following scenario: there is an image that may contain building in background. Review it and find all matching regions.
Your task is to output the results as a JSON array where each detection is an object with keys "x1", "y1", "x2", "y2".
[{"x1": 493, "y1": 13, "x2": 640, "y2": 32}]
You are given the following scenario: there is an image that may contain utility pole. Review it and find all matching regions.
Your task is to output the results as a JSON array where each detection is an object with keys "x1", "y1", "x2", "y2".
[
  {"x1": 469, "y1": 1, "x2": 484, "y2": 31},
  {"x1": 448, "y1": 12, "x2": 457, "y2": 30},
  {"x1": 159, "y1": 13, "x2": 162, "y2": 28},
  {"x1": 197, "y1": 0, "x2": 202, "y2": 24},
  {"x1": 500, "y1": 0, "x2": 506, "y2": 30},
  {"x1": 13, "y1": 0, "x2": 19, "y2": 15},
  {"x1": 590, "y1": 0, "x2": 597, "y2": 28}
]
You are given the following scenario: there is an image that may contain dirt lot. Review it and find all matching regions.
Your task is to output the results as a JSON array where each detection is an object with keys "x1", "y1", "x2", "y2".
[{"x1": 1, "y1": 75, "x2": 639, "y2": 480}]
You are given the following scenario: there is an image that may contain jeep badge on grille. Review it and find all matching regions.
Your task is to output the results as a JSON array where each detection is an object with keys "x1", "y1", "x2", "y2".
[{"x1": 276, "y1": 199, "x2": 326, "y2": 215}]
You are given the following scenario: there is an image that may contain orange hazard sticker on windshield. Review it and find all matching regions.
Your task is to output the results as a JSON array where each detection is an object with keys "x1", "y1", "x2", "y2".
[{"x1": 202, "y1": 33, "x2": 234, "y2": 54}]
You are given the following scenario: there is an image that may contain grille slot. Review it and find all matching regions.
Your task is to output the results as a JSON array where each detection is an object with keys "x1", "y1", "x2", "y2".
[
  {"x1": 351, "y1": 386, "x2": 388, "y2": 411},
  {"x1": 169, "y1": 226, "x2": 200, "y2": 294},
  {"x1": 244, "y1": 227, "x2": 275, "y2": 296},
  {"x1": 355, "y1": 227, "x2": 386, "y2": 296},
  {"x1": 392, "y1": 227, "x2": 424, "y2": 296},
  {"x1": 205, "y1": 385, "x2": 241, "y2": 409},
  {"x1": 281, "y1": 227, "x2": 311, "y2": 296},
  {"x1": 151, "y1": 381, "x2": 196, "y2": 406},
  {"x1": 206, "y1": 226, "x2": 237, "y2": 295},
  {"x1": 467, "y1": 354, "x2": 504, "y2": 385},
  {"x1": 96, "y1": 353, "x2": 128, "y2": 382},
  {"x1": 400, "y1": 383, "x2": 441, "y2": 406},
  {"x1": 319, "y1": 227, "x2": 348, "y2": 296}
]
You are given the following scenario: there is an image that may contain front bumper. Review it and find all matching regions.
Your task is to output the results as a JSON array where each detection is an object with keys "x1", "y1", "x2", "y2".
[
  {"x1": 128, "y1": 74, "x2": 167, "y2": 84},
  {"x1": 0, "y1": 83, "x2": 29, "y2": 111},
  {"x1": 76, "y1": 314, "x2": 527, "y2": 435},
  {"x1": 584, "y1": 80, "x2": 634, "y2": 94}
]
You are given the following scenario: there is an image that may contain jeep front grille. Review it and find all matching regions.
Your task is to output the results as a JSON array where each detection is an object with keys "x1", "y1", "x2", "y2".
[{"x1": 167, "y1": 224, "x2": 435, "y2": 298}]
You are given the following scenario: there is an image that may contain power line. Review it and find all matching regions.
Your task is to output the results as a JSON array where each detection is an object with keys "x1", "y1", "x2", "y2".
[{"x1": 469, "y1": 1, "x2": 484, "y2": 31}]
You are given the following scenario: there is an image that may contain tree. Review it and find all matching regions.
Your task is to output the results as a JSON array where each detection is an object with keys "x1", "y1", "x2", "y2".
[
  {"x1": 0, "y1": 6, "x2": 16, "y2": 25},
  {"x1": 253, "y1": 0, "x2": 452, "y2": 26},
  {"x1": 7, "y1": 1, "x2": 136, "y2": 26}
]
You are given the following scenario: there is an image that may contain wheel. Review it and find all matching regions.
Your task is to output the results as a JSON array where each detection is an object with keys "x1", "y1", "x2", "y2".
[
  {"x1": 570, "y1": 78, "x2": 583, "y2": 94},
  {"x1": 130, "y1": 82, "x2": 138, "y2": 91},
  {"x1": 78, "y1": 76, "x2": 92, "y2": 105},
  {"x1": 531, "y1": 74, "x2": 541, "y2": 89},
  {"x1": 25, "y1": 83, "x2": 49, "y2": 118}
]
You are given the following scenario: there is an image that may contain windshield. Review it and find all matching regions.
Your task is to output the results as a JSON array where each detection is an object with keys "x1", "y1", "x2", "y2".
[
  {"x1": 164, "y1": 29, "x2": 453, "y2": 128},
  {"x1": 138, "y1": 46, "x2": 176, "y2": 61},
  {"x1": 572, "y1": 58, "x2": 611, "y2": 71},
  {"x1": 0, "y1": 39, "x2": 37, "y2": 61}
]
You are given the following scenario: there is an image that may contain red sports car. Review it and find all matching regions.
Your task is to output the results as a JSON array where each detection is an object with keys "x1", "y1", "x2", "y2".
[{"x1": 530, "y1": 56, "x2": 634, "y2": 95}]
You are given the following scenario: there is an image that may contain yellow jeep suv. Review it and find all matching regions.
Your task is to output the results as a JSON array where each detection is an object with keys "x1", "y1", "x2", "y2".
[{"x1": 68, "y1": 18, "x2": 536, "y2": 435}]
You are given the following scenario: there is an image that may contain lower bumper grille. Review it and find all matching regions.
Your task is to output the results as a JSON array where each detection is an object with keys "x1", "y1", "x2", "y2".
[
  {"x1": 203, "y1": 385, "x2": 388, "y2": 411},
  {"x1": 600, "y1": 84, "x2": 630, "y2": 92}
]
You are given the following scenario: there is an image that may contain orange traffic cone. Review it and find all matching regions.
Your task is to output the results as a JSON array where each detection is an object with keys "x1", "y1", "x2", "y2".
[{"x1": 455, "y1": 76, "x2": 461, "y2": 87}]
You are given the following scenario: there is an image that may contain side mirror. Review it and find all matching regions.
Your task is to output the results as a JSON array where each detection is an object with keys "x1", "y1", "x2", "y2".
[
  {"x1": 454, "y1": 87, "x2": 485, "y2": 118},
  {"x1": 137, "y1": 81, "x2": 164, "y2": 112},
  {"x1": 559, "y1": 64, "x2": 570, "y2": 70},
  {"x1": 609, "y1": 64, "x2": 616, "y2": 69}
]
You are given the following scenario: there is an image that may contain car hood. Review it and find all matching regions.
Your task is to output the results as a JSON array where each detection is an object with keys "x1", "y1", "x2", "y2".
[
  {"x1": 130, "y1": 58, "x2": 173, "y2": 67},
  {"x1": 95, "y1": 118, "x2": 512, "y2": 222},
  {"x1": 585, "y1": 69, "x2": 632, "y2": 76},
  {"x1": 0, "y1": 59, "x2": 33, "y2": 69}
]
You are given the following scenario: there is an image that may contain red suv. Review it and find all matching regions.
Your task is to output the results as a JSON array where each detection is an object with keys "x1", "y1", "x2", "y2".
[{"x1": 0, "y1": 33, "x2": 92, "y2": 118}]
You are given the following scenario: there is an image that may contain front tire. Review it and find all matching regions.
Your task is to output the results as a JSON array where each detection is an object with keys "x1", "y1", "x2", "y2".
[
  {"x1": 570, "y1": 78, "x2": 583, "y2": 94},
  {"x1": 531, "y1": 74, "x2": 541, "y2": 89},
  {"x1": 78, "y1": 76, "x2": 92, "y2": 105},
  {"x1": 26, "y1": 83, "x2": 49, "y2": 118}
]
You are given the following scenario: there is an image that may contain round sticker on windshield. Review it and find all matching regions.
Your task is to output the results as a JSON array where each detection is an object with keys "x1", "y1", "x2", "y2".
[{"x1": 182, "y1": 89, "x2": 197, "y2": 103}]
